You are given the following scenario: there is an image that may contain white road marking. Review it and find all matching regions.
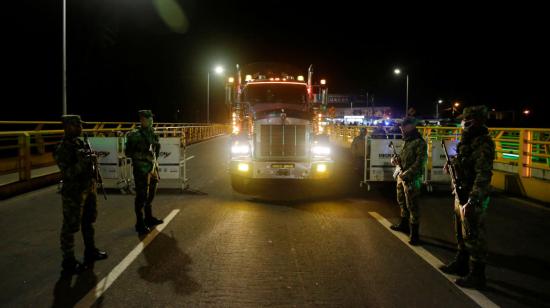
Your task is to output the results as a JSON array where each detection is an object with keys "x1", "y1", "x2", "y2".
[
  {"x1": 75, "y1": 209, "x2": 180, "y2": 308},
  {"x1": 368, "y1": 211, "x2": 499, "y2": 308},
  {"x1": 185, "y1": 155, "x2": 195, "y2": 161}
]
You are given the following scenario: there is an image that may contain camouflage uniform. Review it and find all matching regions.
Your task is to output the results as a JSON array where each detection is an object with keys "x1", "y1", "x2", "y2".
[
  {"x1": 54, "y1": 115, "x2": 106, "y2": 271},
  {"x1": 453, "y1": 127, "x2": 494, "y2": 263},
  {"x1": 396, "y1": 118, "x2": 427, "y2": 225},
  {"x1": 125, "y1": 110, "x2": 162, "y2": 233},
  {"x1": 441, "y1": 105, "x2": 494, "y2": 289}
]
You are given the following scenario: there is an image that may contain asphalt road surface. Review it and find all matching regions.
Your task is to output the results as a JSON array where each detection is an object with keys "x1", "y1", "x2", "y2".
[{"x1": 1, "y1": 136, "x2": 549, "y2": 307}]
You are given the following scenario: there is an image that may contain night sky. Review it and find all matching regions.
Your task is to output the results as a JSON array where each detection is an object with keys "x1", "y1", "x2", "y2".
[{"x1": 6, "y1": 1, "x2": 548, "y2": 126}]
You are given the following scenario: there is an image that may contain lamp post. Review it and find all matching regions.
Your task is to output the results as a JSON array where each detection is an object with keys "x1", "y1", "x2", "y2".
[
  {"x1": 394, "y1": 68, "x2": 409, "y2": 116},
  {"x1": 62, "y1": 0, "x2": 67, "y2": 115},
  {"x1": 207, "y1": 65, "x2": 224, "y2": 123}
]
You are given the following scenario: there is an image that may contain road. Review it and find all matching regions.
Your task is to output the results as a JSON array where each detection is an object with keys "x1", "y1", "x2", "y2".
[{"x1": 1, "y1": 136, "x2": 549, "y2": 307}]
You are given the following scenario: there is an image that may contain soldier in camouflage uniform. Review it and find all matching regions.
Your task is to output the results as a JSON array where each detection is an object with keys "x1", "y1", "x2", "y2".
[
  {"x1": 440, "y1": 105, "x2": 494, "y2": 289},
  {"x1": 54, "y1": 115, "x2": 108, "y2": 274},
  {"x1": 125, "y1": 110, "x2": 163, "y2": 235},
  {"x1": 390, "y1": 117, "x2": 427, "y2": 245}
]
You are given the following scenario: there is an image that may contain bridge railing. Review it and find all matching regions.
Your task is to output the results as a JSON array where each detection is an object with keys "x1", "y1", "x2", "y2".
[
  {"x1": 326, "y1": 124, "x2": 550, "y2": 202},
  {"x1": 0, "y1": 121, "x2": 230, "y2": 185}
]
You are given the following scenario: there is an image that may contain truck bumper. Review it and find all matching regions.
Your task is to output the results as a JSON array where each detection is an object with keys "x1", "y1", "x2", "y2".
[{"x1": 230, "y1": 160, "x2": 332, "y2": 180}]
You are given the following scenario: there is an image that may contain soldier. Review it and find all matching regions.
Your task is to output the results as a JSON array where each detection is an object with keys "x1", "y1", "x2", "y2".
[
  {"x1": 351, "y1": 127, "x2": 367, "y2": 175},
  {"x1": 440, "y1": 105, "x2": 494, "y2": 289},
  {"x1": 54, "y1": 115, "x2": 108, "y2": 274},
  {"x1": 125, "y1": 110, "x2": 163, "y2": 235},
  {"x1": 390, "y1": 117, "x2": 427, "y2": 245}
]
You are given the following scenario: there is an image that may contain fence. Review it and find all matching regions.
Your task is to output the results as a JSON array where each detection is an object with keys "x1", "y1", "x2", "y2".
[
  {"x1": 326, "y1": 124, "x2": 550, "y2": 202},
  {"x1": 0, "y1": 121, "x2": 230, "y2": 188}
]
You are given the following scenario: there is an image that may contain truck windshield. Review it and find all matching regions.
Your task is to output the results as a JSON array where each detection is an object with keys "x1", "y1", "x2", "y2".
[{"x1": 243, "y1": 83, "x2": 307, "y2": 105}]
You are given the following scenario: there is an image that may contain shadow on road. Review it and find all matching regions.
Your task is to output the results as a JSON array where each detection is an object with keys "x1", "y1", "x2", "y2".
[
  {"x1": 138, "y1": 232, "x2": 200, "y2": 295},
  {"x1": 51, "y1": 269, "x2": 101, "y2": 308},
  {"x1": 421, "y1": 236, "x2": 550, "y2": 282},
  {"x1": 488, "y1": 253, "x2": 550, "y2": 282},
  {"x1": 157, "y1": 188, "x2": 208, "y2": 196},
  {"x1": 485, "y1": 279, "x2": 550, "y2": 307}
]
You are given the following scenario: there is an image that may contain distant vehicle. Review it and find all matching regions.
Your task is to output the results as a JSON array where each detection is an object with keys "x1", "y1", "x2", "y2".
[{"x1": 416, "y1": 118, "x2": 460, "y2": 127}]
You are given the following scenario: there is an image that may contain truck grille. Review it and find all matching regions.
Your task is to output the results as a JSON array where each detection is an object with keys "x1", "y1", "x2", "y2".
[{"x1": 260, "y1": 125, "x2": 306, "y2": 157}]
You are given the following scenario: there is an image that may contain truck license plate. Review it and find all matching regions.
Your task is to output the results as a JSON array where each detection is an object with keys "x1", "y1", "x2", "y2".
[
  {"x1": 271, "y1": 164, "x2": 294, "y2": 169},
  {"x1": 276, "y1": 169, "x2": 290, "y2": 176}
]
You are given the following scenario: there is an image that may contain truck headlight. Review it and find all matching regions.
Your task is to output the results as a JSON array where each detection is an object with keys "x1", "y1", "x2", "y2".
[
  {"x1": 238, "y1": 163, "x2": 249, "y2": 172},
  {"x1": 316, "y1": 163, "x2": 327, "y2": 173},
  {"x1": 311, "y1": 145, "x2": 331, "y2": 156},
  {"x1": 231, "y1": 144, "x2": 250, "y2": 155}
]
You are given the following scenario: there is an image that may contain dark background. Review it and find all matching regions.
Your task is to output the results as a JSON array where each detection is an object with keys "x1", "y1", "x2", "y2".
[{"x1": 5, "y1": 1, "x2": 548, "y2": 126}]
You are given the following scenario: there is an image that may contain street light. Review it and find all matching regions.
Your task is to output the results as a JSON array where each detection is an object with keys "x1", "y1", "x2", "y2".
[
  {"x1": 436, "y1": 100, "x2": 443, "y2": 119},
  {"x1": 452, "y1": 102, "x2": 460, "y2": 117},
  {"x1": 394, "y1": 68, "x2": 409, "y2": 116},
  {"x1": 207, "y1": 65, "x2": 225, "y2": 123}
]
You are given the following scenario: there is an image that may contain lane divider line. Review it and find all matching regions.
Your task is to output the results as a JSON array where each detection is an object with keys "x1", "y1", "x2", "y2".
[
  {"x1": 368, "y1": 211, "x2": 499, "y2": 308},
  {"x1": 185, "y1": 155, "x2": 195, "y2": 161},
  {"x1": 76, "y1": 209, "x2": 180, "y2": 308}
]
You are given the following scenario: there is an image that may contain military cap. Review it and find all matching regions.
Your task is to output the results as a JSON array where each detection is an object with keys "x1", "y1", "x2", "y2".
[
  {"x1": 460, "y1": 105, "x2": 488, "y2": 121},
  {"x1": 61, "y1": 115, "x2": 84, "y2": 126},
  {"x1": 138, "y1": 110, "x2": 154, "y2": 118},
  {"x1": 400, "y1": 116, "x2": 418, "y2": 126}
]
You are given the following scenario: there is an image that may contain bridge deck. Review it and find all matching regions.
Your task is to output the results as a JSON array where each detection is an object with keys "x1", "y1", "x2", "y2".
[{"x1": 0, "y1": 136, "x2": 549, "y2": 307}]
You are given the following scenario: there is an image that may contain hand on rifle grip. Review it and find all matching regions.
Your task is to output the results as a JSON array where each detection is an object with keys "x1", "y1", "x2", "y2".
[
  {"x1": 391, "y1": 155, "x2": 400, "y2": 166},
  {"x1": 443, "y1": 162, "x2": 450, "y2": 174}
]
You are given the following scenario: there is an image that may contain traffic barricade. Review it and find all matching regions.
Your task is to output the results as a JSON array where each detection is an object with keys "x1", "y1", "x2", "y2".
[
  {"x1": 424, "y1": 139, "x2": 458, "y2": 192},
  {"x1": 88, "y1": 136, "x2": 133, "y2": 193},
  {"x1": 360, "y1": 135, "x2": 404, "y2": 191},
  {"x1": 155, "y1": 137, "x2": 189, "y2": 191}
]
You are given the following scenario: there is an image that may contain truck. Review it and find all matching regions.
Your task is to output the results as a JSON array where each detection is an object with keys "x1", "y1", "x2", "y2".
[{"x1": 228, "y1": 63, "x2": 332, "y2": 192}]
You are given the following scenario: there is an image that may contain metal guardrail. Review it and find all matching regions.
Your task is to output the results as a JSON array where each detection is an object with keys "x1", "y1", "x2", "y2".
[
  {"x1": 0, "y1": 121, "x2": 230, "y2": 184},
  {"x1": 326, "y1": 124, "x2": 550, "y2": 182}
]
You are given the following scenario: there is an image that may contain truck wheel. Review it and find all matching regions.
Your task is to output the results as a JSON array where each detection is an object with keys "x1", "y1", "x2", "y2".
[{"x1": 231, "y1": 174, "x2": 248, "y2": 193}]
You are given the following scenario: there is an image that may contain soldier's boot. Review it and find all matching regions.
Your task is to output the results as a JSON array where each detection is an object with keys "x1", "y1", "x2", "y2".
[
  {"x1": 408, "y1": 223, "x2": 420, "y2": 245},
  {"x1": 61, "y1": 257, "x2": 83, "y2": 275},
  {"x1": 390, "y1": 217, "x2": 410, "y2": 234},
  {"x1": 144, "y1": 205, "x2": 163, "y2": 227},
  {"x1": 135, "y1": 222, "x2": 151, "y2": 236},
  {"x1": 439, "y1": 250, "x2": 470, "y2": 276},
  {"x1": 135, "y1": 211, "x2": 151, "y2": 236},
  {"x1": 84, "y1": 248, "x2": 108, "y2": 265},
  {"x1": 455, "y1": 261, "x2": 486, "y2": 289}
]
